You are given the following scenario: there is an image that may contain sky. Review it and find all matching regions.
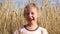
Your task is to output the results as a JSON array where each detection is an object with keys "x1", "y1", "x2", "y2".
[
  {"x1": 0, "y1": 0, "x2": 60, "y2": 9},
  {"x1": 0, "y1": 0, "x2": 5, "y2": 3},
  {"x1": 13, "y1": 0, "x2": 43, "y2": 8}
]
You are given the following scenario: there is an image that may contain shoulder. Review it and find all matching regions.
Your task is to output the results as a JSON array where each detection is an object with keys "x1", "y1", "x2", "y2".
[
  {"x1": 39, "y1": 27, "x2": 47, "y2": 31},
  {"x1": 39, "y1": 27, "x2": 48, "y2": 34},
  {"x1": 13, "y1": 26, "x2": 25, "y2": 34}
]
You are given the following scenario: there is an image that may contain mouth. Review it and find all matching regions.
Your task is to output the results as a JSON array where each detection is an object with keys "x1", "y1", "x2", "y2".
[
  {"x1": 32, "y1": 18, "x2": 34, "y2": 20},
  {"x1": 28, "y1": 18, "x2": 34, "y2": 21}
]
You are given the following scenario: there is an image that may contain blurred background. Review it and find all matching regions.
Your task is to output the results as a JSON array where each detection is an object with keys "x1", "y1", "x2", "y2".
[{"x1": 0, "y1": 0, "x2": 60, "y2": 34}]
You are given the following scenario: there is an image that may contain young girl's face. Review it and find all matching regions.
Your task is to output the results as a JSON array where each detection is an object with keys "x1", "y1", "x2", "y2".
[{"x1": 24, "y1": 7, "x2": 39, "y2": 24}]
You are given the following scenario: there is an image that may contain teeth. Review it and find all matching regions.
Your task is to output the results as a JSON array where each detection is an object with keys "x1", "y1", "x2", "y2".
[{"x1": 32, "y1": 18, "x2": 34, "y2": 20}]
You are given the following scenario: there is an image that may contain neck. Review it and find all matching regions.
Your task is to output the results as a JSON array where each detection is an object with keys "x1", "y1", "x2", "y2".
[
  {"x1": 27, "y1": 22, "x2": 38, "y2": 27},
  {"x1": 26, "y1": 22, "x2": 38, "y2": 30}
]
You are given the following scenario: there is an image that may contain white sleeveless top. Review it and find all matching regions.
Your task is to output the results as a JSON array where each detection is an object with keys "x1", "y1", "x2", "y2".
[{"x1": 14, "y1": 25, "x2": 48, "y2": 34}]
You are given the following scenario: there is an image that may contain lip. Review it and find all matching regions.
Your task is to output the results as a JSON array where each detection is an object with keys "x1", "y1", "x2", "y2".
[
  {"x1": 28, "y1": 19, "x2": 33, "y2": 21},
  {"x1": 27, "y1": 18, "x2": 34, "y2": 21}
]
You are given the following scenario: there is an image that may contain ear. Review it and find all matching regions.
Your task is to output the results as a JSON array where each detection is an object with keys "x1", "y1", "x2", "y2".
[
  {"x1": 37, "y1": 13, "x2": 40, "y2": 18},
  {"x1": 37, "y1": 10, "x2": 42, "y2": 18}
]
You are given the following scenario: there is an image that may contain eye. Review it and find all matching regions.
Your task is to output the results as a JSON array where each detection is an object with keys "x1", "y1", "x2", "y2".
[
  {"x1": 26, "y1": 13, "x2": 29, "y2": 15},
  {"x1": 31, "y1": 12, "x2": 34, "y2": 15}
]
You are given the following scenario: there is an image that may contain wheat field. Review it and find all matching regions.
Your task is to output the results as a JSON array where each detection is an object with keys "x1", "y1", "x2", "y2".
[{"x1": 0, "y1": 0, "x2": 60, "y2": 34}]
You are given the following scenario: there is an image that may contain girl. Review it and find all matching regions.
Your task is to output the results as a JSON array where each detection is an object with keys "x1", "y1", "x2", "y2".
[{"x1": 14, "y1": 3, "x2": 48, "y2": 34}]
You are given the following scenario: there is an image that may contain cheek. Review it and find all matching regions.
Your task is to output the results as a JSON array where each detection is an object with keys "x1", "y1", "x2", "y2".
[
  {"x1": 34, "y1": 14, "x2": 38, "y2": 18},
  {"x1": 33, "y1": 15, "x2": 38, "y2": 20},
  {"x1": 24, "y1": 15, "x2": 30, "y2": 21},
  {"x1": 24, "y1": 16, "x2": 28, "y2": 19}
]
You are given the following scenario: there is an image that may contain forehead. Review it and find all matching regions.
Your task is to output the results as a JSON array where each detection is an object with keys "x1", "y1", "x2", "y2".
[{"x1": 26, "y1": 7, "x2": 37, "y2": 13}]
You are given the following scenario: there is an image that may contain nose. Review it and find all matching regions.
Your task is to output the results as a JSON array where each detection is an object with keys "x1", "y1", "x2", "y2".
[{"x1": 28, "y1": 13, "x2": 32, "y2": 18}]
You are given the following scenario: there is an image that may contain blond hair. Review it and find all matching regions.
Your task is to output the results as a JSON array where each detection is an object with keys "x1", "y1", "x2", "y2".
[{"x1": 24, "y1": 3, "x2": 40, "y2": 16}]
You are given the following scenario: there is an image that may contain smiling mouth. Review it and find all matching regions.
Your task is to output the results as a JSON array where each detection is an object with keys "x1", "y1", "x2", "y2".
[
  {"x1": 32, "y1": 18, "x2": 34, "y2": 20},
  {"x1": 28, "y1": 18, "x2": 34, "y2": 21}
]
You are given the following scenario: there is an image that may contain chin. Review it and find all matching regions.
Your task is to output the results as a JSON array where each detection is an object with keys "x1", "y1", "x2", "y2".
[{"x1": 28, "y1": 21, "x2": 34, "y2": 24}]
